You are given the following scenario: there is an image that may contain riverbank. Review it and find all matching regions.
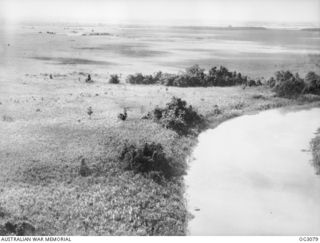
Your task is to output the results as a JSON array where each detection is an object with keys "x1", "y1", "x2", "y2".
[
  {"x1": 1, "y1": 76, "x2": 320, "y2": 235},
  {"x1": 185, "y1": 106, "x2": 320, "y2": 235}
]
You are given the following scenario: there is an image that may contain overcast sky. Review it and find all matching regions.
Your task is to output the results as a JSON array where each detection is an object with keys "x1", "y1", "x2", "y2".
[{"x1": 0, "y1": 0, "x2": 319, "y2": 27}]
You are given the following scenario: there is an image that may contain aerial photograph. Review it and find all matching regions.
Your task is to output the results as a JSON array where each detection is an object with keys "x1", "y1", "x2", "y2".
[{"x1": 0, "y1": 0, "x2": 319, "y2": 239}]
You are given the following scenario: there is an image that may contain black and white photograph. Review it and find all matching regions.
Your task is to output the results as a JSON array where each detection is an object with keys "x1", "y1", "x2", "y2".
[{"x1": 0, "y1": 0, "x2": 319, "y2": 240}]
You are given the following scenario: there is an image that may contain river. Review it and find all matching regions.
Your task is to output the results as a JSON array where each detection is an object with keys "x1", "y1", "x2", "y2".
[{"x1": 185, "y1": 107, "x2": 320, "y2": 235}]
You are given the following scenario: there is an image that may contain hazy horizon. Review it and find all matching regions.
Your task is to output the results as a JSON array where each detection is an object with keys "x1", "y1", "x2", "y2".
[{"x1": 0, "y1": 0, "x2": 319, "y2": 28}]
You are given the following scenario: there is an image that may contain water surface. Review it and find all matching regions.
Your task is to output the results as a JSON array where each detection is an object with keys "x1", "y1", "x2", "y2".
[{"x1": 185, "y1": 107, "x2": 320, "y2": 235}]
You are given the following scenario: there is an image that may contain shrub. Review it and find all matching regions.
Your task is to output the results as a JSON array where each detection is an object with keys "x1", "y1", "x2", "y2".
[
  {"x1": 119, "y1": 142, "x2": 173, "y2": 178},
  {"x1": 272, "y1": 71, "x2": 305, "y2": 98},
  {"x1": 126, "y1": 73, "x2": 145, "y2": 84},
  {"x1": 126, "y1": 72, "x2": 161, "y2": 85},
  {"x1": 247, "y1": 80, "x2": 257, "y2": 87},
  {"x1": 304, "y1": 71, "x2": 320, "y2": 95},
  {"x1": 148, "y1": 97, "x2": 205, "y2": 135},
  {"x1": 267, "y1": 77, "x2": 276, "y2": 88},
  {"x1": 206, "y1": 66, "x2": 246, "y2": 86},
  {"x1": 109, "y1": 74, "x2": 120, "y2": 84}
]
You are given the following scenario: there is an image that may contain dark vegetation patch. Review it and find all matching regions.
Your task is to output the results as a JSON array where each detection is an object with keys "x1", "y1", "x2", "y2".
[
  {"x1": 267, "y1": 70, "x2": 320, "y2": 98},
  {"x1": 109, "y1": 74, "x2": 120, "y2": 84},
  {"x1": 251, "y1": 94, "x2": 267, "y2": 100},
  {"x1": 31, "y1": 56, "x2": 112, "y2": 65},
  {"x1": 126, "y1": 64, "x2": 249, "y2": 87},
  {"x1": 119, "y1": 142, "x2": 176, "y2": 181},
  {"x1": 144, "y1": 97, "x2": 205, "y2": 136},
  {"x1": 304, "y1": 71, "x2": 320, "y2": 95},
  {"x1": 2, "y1": 221, "x2": 35, "y2": 236},
  {"x1": 2, "y1": 115, "x2": 14, "y2": 122}
]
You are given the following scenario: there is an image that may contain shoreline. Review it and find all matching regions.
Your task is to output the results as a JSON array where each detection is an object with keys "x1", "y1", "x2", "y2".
[
  {"x1": 181, "y1": 96, "x2": 320, "y2": 235},
  {"x1": 184, "y1": 101, "x2": 320, "y2": 235}
]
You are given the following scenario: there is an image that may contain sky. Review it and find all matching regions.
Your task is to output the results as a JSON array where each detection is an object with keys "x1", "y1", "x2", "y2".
[{"x1": 0, "y1": 0, "x2": 319, "y2": 27}]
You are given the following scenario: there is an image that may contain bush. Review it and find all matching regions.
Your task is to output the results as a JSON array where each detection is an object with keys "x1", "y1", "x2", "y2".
[
  {"x1": 304, "y1": 71, "x2": 320, "y2": 95},
  {"x1": 267, "y1": 77, "x2": 276, "y2": 88},
  {"x1": 119, "y1": 142, "x2": 173, "y2": 178},
  {"x1": 206, "y1": 66, "x2": 247, "y2": 86},
  {"x1": 109, "y1": 74, "x2": 120, "y2": 84},
  {"x1": 147, "y1": 97, "x2": 205, "y2": 135},
  {"x1": 126, "y1": 72, "x2": 161, "y2": 85},
  {"x1": 272, "y1": 71, "x2": 305, "y2": 98}
]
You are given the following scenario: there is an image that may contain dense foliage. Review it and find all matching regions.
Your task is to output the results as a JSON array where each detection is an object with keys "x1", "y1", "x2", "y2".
[
  {"x1": 304, "y1": 71, "x2": 320, "y2": 95},
  {"x1": 145, "y1": 97, "x2": 205, "y2": 135},
  {"x1": 126, "y1": 65, "x2": 248, "y2": 87},
  {"x1": 109, "y1": 74, "x2": 120, "y2": 84},
  {"x1": 267, "y1": 70, "x2": 320, "y2": 98},
  {"x1": 119, "y1": 142, "x2": 173, "y2": 179},
  {"x1": 126, "y1": 72, "x2": 161, "y2": 85}
]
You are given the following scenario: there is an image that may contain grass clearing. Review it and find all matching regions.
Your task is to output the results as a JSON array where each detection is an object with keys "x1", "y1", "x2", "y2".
[{"x1": 0, "y1": 72, "x2": 319, "y2": 235}]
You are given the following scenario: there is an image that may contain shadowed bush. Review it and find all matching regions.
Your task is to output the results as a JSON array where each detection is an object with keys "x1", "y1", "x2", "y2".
[
  {"x1": 304, "y1": 71, "x2": 320, "y2": 95},
  {"x1": 109, "y1": 74, "x2": 120, "y2": 84},
  {"x1": 272, "y1": 71, "x2": 305, "y2": 98},
  {"x1": 126, "y1": 72, "x2": 161, "y2": 85},
  {"x1": 205, "y1": 66, "x2": 247, "y2": 87},
  {"x1": 119, "y1": 142, "x2": 174, "y2": 179},
  {"x1": 145, "y1": 97, "x2": 205, "y2": 135}
]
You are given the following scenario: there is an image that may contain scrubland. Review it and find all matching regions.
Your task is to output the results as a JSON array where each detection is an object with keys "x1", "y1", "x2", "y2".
[{"x1": 1, "y1": 71, "x2": 319, "y2": 235}]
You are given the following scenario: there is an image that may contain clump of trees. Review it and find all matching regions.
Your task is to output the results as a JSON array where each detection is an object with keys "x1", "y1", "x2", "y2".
[
  {"x1": 126, "y1": 65, "x2": 248, "y2": 87},
  {"x1": 145, "y1": 97, "x2": 205, "y2": 135},
  {"x1": 205, "y1": 66, "x2": 247, "y2": 87},
  {"x1": 126, "y1": 72, "x2": 162, "y2": 85},
  {"x1": 267, "y1": 70, "x2": 320, "y2": 98}
]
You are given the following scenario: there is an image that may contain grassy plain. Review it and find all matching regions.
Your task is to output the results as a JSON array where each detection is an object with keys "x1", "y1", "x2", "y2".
[
  {"x1": 0, "y1": 24, "x2": 320, "y2": 235},
  {"x1": 1, "y1": 72, "x2": 319, "y2": 235}
]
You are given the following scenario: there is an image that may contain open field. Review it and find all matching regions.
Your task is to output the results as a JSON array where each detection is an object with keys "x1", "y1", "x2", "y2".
[
  {"x1": 1, "y1": 23, "x2": 320, "y2": 235},
  {"x1": 1, "y1": 72, "x2": 319, "y2": 235}
]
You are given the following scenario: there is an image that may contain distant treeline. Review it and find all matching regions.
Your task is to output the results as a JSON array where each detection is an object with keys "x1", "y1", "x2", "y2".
[
  {"x1": 126, "y1": 65, "x2": 251, "y2": 87},
  {"x1": 124, "y1": 64, "x2": 320, "y2": 98}
]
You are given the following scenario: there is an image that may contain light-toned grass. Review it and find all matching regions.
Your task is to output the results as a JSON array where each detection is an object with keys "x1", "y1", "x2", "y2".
[{"x1": 0, "y1": 73, "x2": 319, "y2": 235}]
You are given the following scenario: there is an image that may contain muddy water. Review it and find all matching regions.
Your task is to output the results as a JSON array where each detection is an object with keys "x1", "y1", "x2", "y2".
[{"x1": 185, "y1": 107, "x2": 320, "y2": 235}]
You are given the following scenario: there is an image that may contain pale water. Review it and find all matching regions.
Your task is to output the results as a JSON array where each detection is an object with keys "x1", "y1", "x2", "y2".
[{"x1": 185, "y1": 107, "x2": 320, "y2": 235}]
